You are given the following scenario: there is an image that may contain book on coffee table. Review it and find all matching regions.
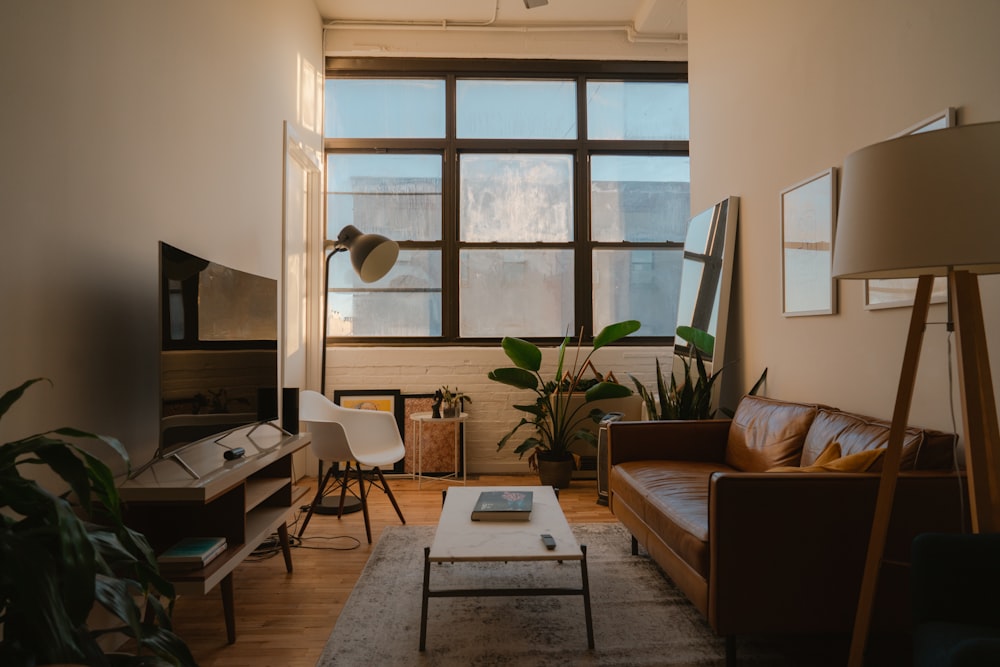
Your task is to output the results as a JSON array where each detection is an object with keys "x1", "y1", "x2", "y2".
[
  {"x1": 157, "y1": 536, "x2": 228, "y2": 567},
  {"x1": 471, "y1": 490, "x2": 533, "y2": 521}
]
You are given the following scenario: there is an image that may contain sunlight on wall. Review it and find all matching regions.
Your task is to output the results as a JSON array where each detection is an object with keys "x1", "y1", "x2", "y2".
[{"x1": 297, "y1": 54, "x2": 323, "y2": 133}]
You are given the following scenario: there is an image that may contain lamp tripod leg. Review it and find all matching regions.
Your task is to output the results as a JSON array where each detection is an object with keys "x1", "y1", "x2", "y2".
[{"x1": 848, "y1": 274, "x2": 934, "y2": 667}]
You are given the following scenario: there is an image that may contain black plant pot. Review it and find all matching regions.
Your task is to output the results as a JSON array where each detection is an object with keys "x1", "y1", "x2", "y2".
[{"x1": 537, "y1": 455, "x2": 574, "y2": 489}]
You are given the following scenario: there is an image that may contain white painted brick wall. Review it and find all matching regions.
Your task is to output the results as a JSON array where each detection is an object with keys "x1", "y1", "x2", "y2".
[{"x1": 325, "y1": 345, "x2": 672, "y2": 474}]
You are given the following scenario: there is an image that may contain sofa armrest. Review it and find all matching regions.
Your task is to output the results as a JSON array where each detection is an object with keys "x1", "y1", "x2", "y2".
[
  {"x1": 706, "y1": 472, "x2": 968, "y2": 635},
  {"x1": 607, "y1": 419, "x2": 731, "y2": 465}
]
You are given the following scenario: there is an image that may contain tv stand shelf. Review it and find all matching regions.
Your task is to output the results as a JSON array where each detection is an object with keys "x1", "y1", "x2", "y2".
[{"x1": 119, "y1": 426, "x2": 310, "y2": 643}]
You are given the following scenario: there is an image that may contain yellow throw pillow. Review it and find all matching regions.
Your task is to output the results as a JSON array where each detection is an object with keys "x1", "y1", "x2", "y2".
[
  {"x1": 824, "y1": 447, "x2": 886, "y2": 472},
  {"x1": 813, "y1": 441, "x2": 842, "y2": 466},
  {"x1": 768, "y1": 442, "x2": 886, "y2": 473},
  {"x1": 767, "y1": 441, "x2": 840, "y2": 472}
]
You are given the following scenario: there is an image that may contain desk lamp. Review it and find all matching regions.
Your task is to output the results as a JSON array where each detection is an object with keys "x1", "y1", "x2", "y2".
[
  {"x1": 831, "y1": 121, "x2": 1000, "y2": 665},
  {"x1": 315, "y1": 225, "x2": 399, "y2": 515}
]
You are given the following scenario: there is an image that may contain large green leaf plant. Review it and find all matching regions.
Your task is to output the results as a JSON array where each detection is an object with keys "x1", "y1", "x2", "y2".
[
  {"x1": 0, "y1": 379, "x2": 197, "y2": 667},
  {"x1": 488, "y1": 320, "x2": 640, "y2": 469}
]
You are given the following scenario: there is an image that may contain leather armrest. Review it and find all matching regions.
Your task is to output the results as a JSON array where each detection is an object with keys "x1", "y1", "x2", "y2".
[
  {"x1": 706, "y1": 472, "x2": 968, "y2": 634},
  {"x1": 607, "y1": 419, "x2": 730, "y2": 465}
]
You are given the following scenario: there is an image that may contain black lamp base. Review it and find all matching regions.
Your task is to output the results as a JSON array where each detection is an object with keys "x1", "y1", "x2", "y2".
[{"x1": 314, "y1": 495, "x2": 363, "y2": 515}]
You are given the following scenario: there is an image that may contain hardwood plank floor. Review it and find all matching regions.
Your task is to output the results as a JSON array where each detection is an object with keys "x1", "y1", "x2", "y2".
[{"x1": 168, "y1": 474, "x2": 617, "y2": 667}]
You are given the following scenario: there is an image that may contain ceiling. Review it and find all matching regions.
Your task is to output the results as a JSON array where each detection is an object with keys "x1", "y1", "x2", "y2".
[{"x1": 314, "y1": 0, "x2": 688, "y2": 41}]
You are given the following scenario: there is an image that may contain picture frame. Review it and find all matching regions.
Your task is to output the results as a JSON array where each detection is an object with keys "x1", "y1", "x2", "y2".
[
  {"x1": 401, "y1": 393, "x2": 464, "y2": 477},
  {"x1": 332, "y1": 389, "x2": 405, "y2": 474},
  {"x1": 865, "y1": 107, "x2": 956, "y2": 310},
  {"x1": 780, "y1": 167, "x2": 839, "y2": 317}
]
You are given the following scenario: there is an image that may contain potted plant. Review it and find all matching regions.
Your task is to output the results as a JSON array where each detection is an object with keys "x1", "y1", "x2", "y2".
[
  {"x1": 630, "y1": 325, "x2": 766, "y2": 420},
  {"x1": 488, "y1": 320, "x2": 640, "y2": 487},
  {"x1": 435, "y1": 386, "x2": 470, "y2": 419},
  {"x1": 0, "y1": 378, "x2": 197, "y2": 667}
]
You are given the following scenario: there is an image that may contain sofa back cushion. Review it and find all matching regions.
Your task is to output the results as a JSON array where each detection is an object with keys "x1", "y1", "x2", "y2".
[
  {"x1": 724, "y1": 396, "x2": 819, "y2": 471},
  {"x1": 801, "y1": 409, "x2": 956, "y2": 471}
]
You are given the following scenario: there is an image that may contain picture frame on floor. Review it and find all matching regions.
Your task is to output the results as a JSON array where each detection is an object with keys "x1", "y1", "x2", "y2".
[{"x1": 402, "y1": 393, "x2": 464, "y2": 478}]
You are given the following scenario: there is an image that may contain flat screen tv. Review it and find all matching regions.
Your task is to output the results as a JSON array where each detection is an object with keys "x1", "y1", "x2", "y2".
[{"x1": 156, "y1": 241, "x2": 279, "y2": 460}]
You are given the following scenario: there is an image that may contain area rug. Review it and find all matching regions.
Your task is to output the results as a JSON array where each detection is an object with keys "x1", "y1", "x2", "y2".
[{"x1": 317, "y1": 523, "x2": 846, "y2": 666}]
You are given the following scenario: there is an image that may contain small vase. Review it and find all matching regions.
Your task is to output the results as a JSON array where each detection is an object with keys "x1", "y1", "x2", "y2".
[{"x1": 442, "y1": 403, "x2": 459, "y2": 418}]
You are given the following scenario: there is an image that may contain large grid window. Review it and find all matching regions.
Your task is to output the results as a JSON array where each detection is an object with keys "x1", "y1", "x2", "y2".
[{"x1": 324, "y1": 59, "x2": 689, "y2": 344}]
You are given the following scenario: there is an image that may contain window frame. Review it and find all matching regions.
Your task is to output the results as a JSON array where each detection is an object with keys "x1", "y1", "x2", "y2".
[{"x1": 324, "y1": 58, "x2": 689, "y2": 346}]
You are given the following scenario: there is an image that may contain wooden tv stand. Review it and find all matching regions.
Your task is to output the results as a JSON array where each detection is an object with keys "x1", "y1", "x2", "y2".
[{"x1": 119, "y1": 426, "x2": 310, "y2": 643}]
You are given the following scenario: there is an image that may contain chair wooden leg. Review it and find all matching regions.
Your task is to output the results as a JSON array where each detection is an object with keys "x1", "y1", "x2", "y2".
[
  {"x1": 375, "y1": 467, "x2": 406, "y2": 525},
  {"x1": 357, "y1": 465, "x2": 372, "y2": 544},
  {"x1": 298, "y1": 464, "x2": 336, "y2": 538}
]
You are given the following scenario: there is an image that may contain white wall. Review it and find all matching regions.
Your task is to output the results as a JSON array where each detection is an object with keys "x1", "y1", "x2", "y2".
[
  {"x1": 0, "y1": 1, "x2": 323, "y2": 473},
  {"x1": 689, "y1": 0, "x2": 1000, "y2": 438}
]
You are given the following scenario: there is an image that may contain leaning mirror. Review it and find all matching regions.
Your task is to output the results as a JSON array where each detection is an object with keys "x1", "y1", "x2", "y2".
[{"x1": 671, "y1": 196, "x2": 739, "y2": 399}]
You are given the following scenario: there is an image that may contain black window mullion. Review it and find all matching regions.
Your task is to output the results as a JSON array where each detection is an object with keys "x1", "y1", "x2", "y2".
[
  {"x1": 442, "y1": 74, "x2": 459, "y2": 341},
  {"x1": 574, "y1": 75, "x2": 592, "y2": 338}
]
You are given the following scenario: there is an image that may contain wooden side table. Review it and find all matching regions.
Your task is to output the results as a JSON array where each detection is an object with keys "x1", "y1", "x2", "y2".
[{"x1": 409, "y1": 411, "x2": 468, "y2": 488}]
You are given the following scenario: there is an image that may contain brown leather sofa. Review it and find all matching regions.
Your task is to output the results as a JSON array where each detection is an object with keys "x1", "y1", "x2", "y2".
[{"x1": 608, "y1": 395, "x2": 967, "y2": 664}]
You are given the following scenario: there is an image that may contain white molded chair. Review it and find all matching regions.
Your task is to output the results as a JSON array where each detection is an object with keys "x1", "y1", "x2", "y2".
[{"x1": 298, "y1": 390, "x2": 406, "y2": 543}]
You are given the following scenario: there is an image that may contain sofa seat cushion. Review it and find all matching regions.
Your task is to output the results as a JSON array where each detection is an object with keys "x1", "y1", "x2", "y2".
[
  {"x1": 801, "y1": 408, "x2": 924, "y2": 469},
  {"x1": 724, "y1": 395, "x2": 820, "y2": 471},
  {"x1": 613, "y1": 459, "x2": 736, "y2": 577}
]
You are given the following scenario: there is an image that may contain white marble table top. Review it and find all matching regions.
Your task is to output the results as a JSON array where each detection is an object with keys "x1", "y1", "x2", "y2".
[{"x1": 428, "y1": 485, "x2": 581, "y2": 562}]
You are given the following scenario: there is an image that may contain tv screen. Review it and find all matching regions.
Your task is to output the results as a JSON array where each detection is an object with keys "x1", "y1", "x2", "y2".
[{"x1": 158, "y1": 242, "x2": 279, "y2": 454}]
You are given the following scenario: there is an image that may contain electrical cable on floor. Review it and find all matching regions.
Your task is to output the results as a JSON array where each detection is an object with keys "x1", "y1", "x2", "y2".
[
  {"x1": 247, "y1": 532, "x2": 361, "y2": 561},
  {"x1": 246, "y1": 501, "x2": 362, "y2": 561}
]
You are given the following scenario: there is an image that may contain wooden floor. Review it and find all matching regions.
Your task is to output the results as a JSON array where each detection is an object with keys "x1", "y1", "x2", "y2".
[{"x1": 168, "y1": 474, "x2": 617, "y2": 667}]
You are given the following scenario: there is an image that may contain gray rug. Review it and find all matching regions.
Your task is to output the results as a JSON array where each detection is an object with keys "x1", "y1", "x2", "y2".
[{"x1": 317, "y1": 523, "x2": 846, "y2": 666}]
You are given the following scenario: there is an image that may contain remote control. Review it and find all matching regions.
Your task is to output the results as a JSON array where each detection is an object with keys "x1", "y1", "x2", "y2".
[
  {"x1": 541, "y1": 533, "x2": 556, "y2": 550},
  {"x1": 224, "y1": 447, "x2": 245, "y2": 461}
]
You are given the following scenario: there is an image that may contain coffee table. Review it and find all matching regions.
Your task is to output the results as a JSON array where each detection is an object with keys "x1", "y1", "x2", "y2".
[{"x1": 419, "y1": 485, "x2": 594, "y2": 650}]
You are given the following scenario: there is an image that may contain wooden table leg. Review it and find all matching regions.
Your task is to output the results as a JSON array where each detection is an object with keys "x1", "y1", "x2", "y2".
[
  {"x1": 278, "y1": 522, "x2": 293, "y2": 573},
  {"x1": 220, "y1": 573, "x2": 236, "y2": 644},
  {"x1": 580, "y1": 544, "x2": 594, "y2": 649},
  {"x1": 419, "y1": 546, "x2": 430, "y2": 651}
]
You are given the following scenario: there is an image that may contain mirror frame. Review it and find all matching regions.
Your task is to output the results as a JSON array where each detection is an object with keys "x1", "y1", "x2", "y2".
[{"x1": 671, "y1": 196, "x2": 740, "y2": 403}]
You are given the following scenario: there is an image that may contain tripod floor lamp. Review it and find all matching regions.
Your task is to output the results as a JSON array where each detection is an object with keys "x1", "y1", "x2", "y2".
[
  {"x1": 831, "y1": 121, "x2": 1000, "y2": 666},
  {"x1": 313, "y1": 224, "x2": 399, "y2": 515}
]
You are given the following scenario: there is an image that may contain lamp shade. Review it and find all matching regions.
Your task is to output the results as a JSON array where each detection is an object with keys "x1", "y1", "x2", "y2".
[
  {"x1": 832, "y1": 121, "x2": 1000, "y2": 280},
  {"x1": 334, "y1": 225, "x2": 399, "y2": 283}
]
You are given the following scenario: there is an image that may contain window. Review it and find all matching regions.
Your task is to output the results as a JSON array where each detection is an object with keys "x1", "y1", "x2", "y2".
[{"x1": 324, "y1": 60, "x2": 689, "y2": 343}]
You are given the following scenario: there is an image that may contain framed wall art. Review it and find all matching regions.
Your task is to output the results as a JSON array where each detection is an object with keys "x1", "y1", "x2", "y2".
[
  {"x1": 865, "y1": 107, "x2": 956, "y2": 310},
  {"x1": 332, "y1": 388, "x2": 405, "y2": 473},
  {"x1": 781, "y1": 167, "x2": 839, "y2": 317}
]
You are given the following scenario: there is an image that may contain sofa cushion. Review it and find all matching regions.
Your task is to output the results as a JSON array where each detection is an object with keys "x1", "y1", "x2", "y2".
[
  {"x1": 613, "y1": 459, "x2": 736, "y2": 578},
  {"x1": 724, "y1": 395, "x2": 819, "y2": 472},
  {"x1": 801, "y1": 408, "x2": 926, "y2": 470}
]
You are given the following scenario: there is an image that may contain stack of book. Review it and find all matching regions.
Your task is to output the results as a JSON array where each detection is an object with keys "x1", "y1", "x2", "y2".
[
  {"x1": 157, "y1": 536, "x2": 227, "y2": 570},
  {"x1": 471, "y1": 490, "x2": 533, "y2": 521}
]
